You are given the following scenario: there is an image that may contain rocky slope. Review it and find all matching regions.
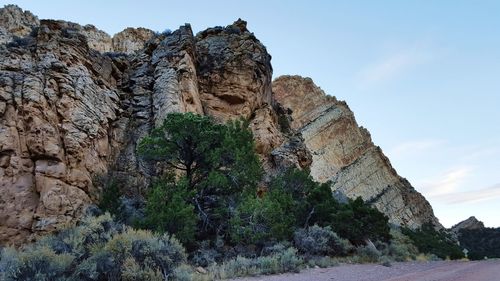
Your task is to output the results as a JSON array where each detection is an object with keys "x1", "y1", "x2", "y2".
[
  {"x1": 451, "y1": 217, "x2": 500, "y2": 259},
  {"x1": 451, "y1": 216, "x2": 485, "y2": 233},
  {"x1": 0, "y1": 4, "x2": 39, "y2": 44},
  {"x1": 0, "y1": 5, "x2": 440, "y2": 245},
  {"x1": 273, "y1": 76, "x2": 440, "y2": 228}
]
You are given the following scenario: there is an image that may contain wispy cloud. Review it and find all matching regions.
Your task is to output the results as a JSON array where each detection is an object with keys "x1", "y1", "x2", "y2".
[
  {"x1": 358, "y1": 46, "x2": 432, "y2": 86},
  {"x1": 457, "y1": 144, "x2": 500, "y2": 163},
  {"x1": 418, "y1": 166, "x2": 473, "y2": 197},
  {"x1": 388, "y1": 139, "x2": 445, "y2": 157},
  {"x1": 434, "y1": 183, "x2": 500, "y2": 205}
]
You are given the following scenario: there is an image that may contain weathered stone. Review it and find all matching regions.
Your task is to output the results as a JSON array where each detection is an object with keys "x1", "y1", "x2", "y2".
[
  {"x1": 112, "y1": 27, "x2": 154, "y2": 54},
  {"x1": 250, "y1": 105, "x2": 285, "y2": 156},
  {"x1": 0, "y1": 5, "x2": 442, "y2": 246},
  {"x1": 196, "y1": 19, "x2": 273, "y2": 121},
  {"x1": 81, "y1": 24, "x2": 113, "y2": 53},
  {"x1": 451, "y1": 216, "x2": 485, "y2": 233},
  {"x1": 273, "y1": 75, "x2": 440, "y2": 228},
  {"x1": 0, "y1": 17, "x2": 123, "y2": 245},
  {"x1": 0, "y1": 4, "x2": 38, "y2": 44}
]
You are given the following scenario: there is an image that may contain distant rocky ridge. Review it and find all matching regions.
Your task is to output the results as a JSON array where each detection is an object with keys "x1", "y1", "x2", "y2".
[
  {"x1": 451, "y1": 216, "x2": 485, "y2": 233},
  {"x1": 0, "y1": 4, "x2": 154, "y2": 54},
  {"x1": 450, "y1": 217, "x2": 500, "y2": 259},
  {"x1": 0, "y1": 4, "x2": 440, "y2": 246}
]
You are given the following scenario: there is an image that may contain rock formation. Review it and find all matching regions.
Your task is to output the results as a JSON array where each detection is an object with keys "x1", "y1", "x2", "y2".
[
  {"x1": 112, "y1": 27, "x2": 155, "y2": 54},
  {"x1": 450, "y1": 216, "x2": 500, "y2": 259},
  {"x1": 451, "y1": 216, "x2": 485, "y2": 233},
  {"x1": 195, "y1": 21, "x2": 273, "y2": 121},
  {"x1": 0, "y1": 4, "x2": 39, "y2": 45},
  {"x1": 0, "y1": 5, "x2": 440, "y2": 245},
  {"x1": 273, "y1": 76, "x2": 440, "y2": 228},
  {"x1": 0, "y1": 17, "x2": 126, "y2": 245}
]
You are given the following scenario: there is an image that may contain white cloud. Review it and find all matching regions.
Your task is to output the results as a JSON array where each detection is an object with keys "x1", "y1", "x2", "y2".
[
  {"x1": 388, "y1": 139, "x2": 445, "y2": 158},
  {"x1": 434, "y1": 183, "x2": 500, "y2": 205},
  {"x1": 358, "y1": 46, "x2": 432, "y2": 86},
  {"x1": 458, "y1": 144, "x2": 500, "y2": 162},
  {"x1": 418, "y1": 166, "x2": 472, "y2": 197}
]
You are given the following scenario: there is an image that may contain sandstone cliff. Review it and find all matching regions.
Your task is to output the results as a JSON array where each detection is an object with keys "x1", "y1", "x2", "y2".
[
  {"x1": 273, "y1": 76, "x2": 440, "y2": 228},
  {"x1": 0, "y1": 5, "x2": 440, "y2": 245}
]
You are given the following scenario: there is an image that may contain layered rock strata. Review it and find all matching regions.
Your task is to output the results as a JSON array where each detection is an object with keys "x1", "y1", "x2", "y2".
[
  {"x1": 273, "y1": 76, "x2": 440, "y2": 228},
  {"x1": 0, "y1": 5, "x2": 440, "y2": 245}
]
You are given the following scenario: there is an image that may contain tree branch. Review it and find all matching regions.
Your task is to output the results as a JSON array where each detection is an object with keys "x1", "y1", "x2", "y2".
[{"x1": 304, "y1": 207, "x2": 315, "y2": 228}]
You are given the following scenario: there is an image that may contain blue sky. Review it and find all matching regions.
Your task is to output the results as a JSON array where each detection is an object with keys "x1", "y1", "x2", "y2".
[{"x1": 4, "y1": 0, "x2": 499, "y2": 227}]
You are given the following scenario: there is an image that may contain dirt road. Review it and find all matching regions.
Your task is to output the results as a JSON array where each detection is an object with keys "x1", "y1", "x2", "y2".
[{"x1": 232, "y1": 260, "x2": 500, "y2": 281}]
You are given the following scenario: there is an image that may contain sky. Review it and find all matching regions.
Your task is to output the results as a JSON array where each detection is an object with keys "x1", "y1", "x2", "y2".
[{"x1": 3, "y1": 0, "x2": 499, "y2": 228}]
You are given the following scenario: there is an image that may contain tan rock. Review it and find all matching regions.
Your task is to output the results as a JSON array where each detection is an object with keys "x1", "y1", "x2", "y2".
[
  {"x1": 250, "y1": 105, "x2": 285, "y2": 156},
  {"x1": 0, "y1": 6, "x2": 443, "y2": 246},
  {"x1": 196, "y1": 19, "x2": 273, "y2": 121},
  {"x1": 81, "y1": 24, "x2": 113, "y2": 53},
  {"x1": 112, "y1": 27, "x2": 154, "y2": 54},
  {"x1": 0, "y1": 18, "x2": 122, "y2": 245},
  {"x1": 273, "y1": 75, "x2": 440, "y2": 228},
  {"x1": 195, "y1": 266, "x2": 208, "y2": 274}
]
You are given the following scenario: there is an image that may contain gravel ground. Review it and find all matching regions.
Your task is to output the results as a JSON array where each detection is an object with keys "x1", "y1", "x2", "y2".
[{"x1": 230, "y1": 260, "x2": 500, "y2": 281}]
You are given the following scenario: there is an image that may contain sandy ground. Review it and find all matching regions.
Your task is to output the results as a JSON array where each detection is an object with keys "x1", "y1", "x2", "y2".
[{"x1": 231, "y1": 260, "x2": 500, "y2": 281}]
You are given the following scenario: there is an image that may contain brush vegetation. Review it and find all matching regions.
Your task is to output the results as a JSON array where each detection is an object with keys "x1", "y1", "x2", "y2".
[{"x1": 0, "y1": 113, "x2": 465, "y2": 280}]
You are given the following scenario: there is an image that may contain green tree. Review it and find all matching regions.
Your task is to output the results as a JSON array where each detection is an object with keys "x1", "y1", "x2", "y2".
[
  {"x1": 331, "y1": 197, "x2": 391, "y2": 245},
  {"x1": 138, "y1": 113, "x2": 262, "y2": 239},
  {"x1": 457, "y1": 227, "x2": 500, "y2": 260},
  {"x1": 229, "y1": 192, "x2": 295, "y2": 245},
  {"x1": 268, "y1": 169, "x2": 391, "y2": 246},
  {"x1": 402, "y1": 223, "x2": 464, "y2": 260},
  {"x1": 138, "y1": 113, "x2": 223, "y2": 189},
  {"x1": 97, "y1": 178, "x2": 123, "y2": 218},
  {"x1": 303, "y1": 180, "x2": 339, "y2": 227},
  {"x1": 268, "y1": 168, "x2": 338, "y2": 228},
  {"x1": 143, "y1": 175, "x2": 198, "y2": 246}
]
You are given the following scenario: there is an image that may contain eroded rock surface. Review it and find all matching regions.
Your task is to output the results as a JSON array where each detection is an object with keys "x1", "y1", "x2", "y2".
[
  {"x1": 0, "y1": 19, "x2": 124, "y2": 244},
  {"x1": 452, "y1": 216, "x2": 485, "y2": 233},
  {"x1": 0, "y1": 4, "x2": 39, "y2": 44},
  {"x1": 0, "y1": 5, "x2": 153, "y2": 54},
  {"x1": 0, "y1": 7, "x2": 295, "y2": 245},
  {"x1": 0, "y1": 5, "x2": 440, "y2": 245},
  {"x1": 273, "y1": 75, "x2": 440, "y2": 228},
  {"x1": 112, "y1": 27, "x2": 155, "y2": 54},
  {"x1": 81, "y1": 24, "x2": 113, "y2": 53},
  {"x1": 196, "y1": 19, "x2": 273, "y2": 121}
]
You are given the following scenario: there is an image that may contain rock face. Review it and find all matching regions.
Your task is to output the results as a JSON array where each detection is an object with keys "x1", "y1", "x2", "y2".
[
  {"x1": 451, "y1": 216, "x2": 485, "y2": 233},
  {"x1": 195, "y1": 19, "x2": 273, "y2": 121},
  {"x1": 0, "y1": 5, "x2": 153, "y2": 54},
  {"x1": 0, "y1": 4, "x2": 39, "y2": 44},
  {"x1": 273, "y1": 76, "x2": 440, "y2": 228},
  {"x1": 112, "y1": 28, "x2": 155, "y2": 54},
  {"x1": 0, "y1": 18, "x2": 126, "y2": 245},
  {"x1": 81, "y1": 24, "x2": 114, "y2": 53},
  {"x1": 0, "y1": 5, "x2": 440, "y2": 245},
  {"x1": 450, "y1": 217, "x2": 500, "y2": 259},
  {"x1": 82, "y1": 26, "x2": 155, "y2": 54}
]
